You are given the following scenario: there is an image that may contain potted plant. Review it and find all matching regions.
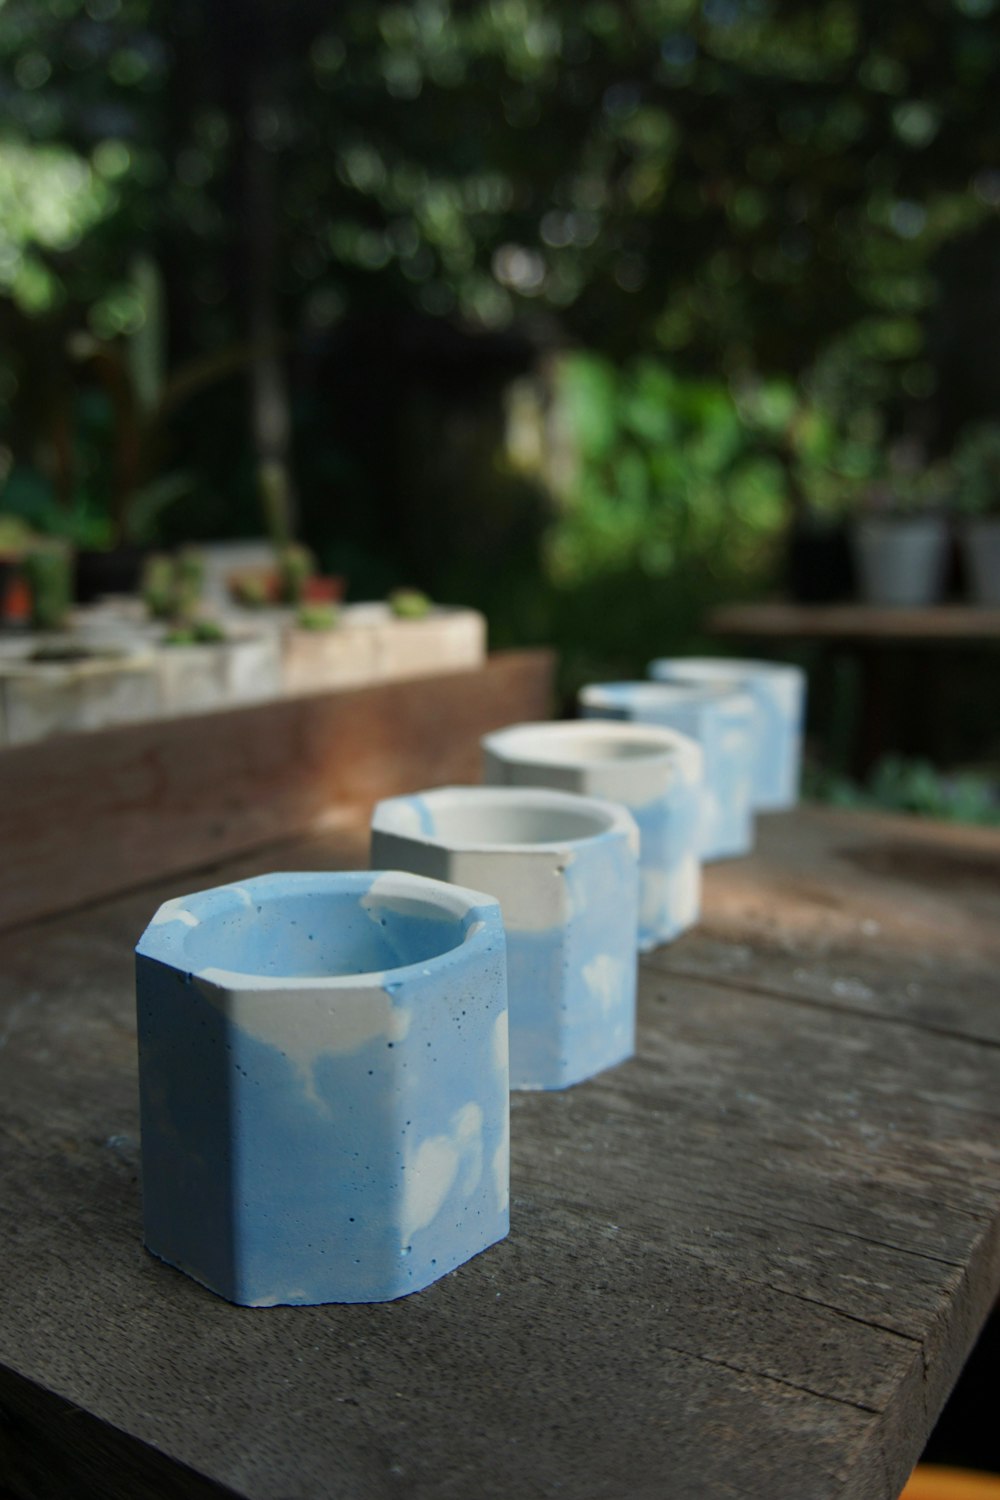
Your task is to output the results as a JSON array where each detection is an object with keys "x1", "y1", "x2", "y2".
[
  {"x1": 850, "y1": 449, "x2": 952, "y2": 608},
  {"x1": 137, "y1": 550, "x2": 280, "y2": 713},
  {"x1": 21, "y1": 541, "x2": 74, "y2": 632},
  {"x1": 0, "y1": 516, "x2": 39, "y2": 626},
  {"x1": 952, "y1": 422, "x2": 1000, "y2": 606},
  {"x1": 378, "y1": 589, "x2": 487, "y2": 681},
  {"x1": 281, "y1": 600, "x2": 382, "y2": 694}
]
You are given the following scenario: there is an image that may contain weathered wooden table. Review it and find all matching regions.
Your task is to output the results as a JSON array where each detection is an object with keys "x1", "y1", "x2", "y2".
[{"x1": 2, "y1": 805, "x2": 999, "y2": 1500}]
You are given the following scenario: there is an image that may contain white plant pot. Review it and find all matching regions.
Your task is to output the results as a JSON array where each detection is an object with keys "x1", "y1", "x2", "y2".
[
  {"x1": 578, "y1": 681, "x2": 756, "y2": 862},
  {"x1": 377, "y1": 607, "x2": 486, "y2": 682},
  {"x1": 222, "y1": 633, "x2": 282, "y2": 706},
  {"x1": 851, "y1": 516, "x2": 948, "y2": 607},
  {"x1": 481, "y1": 720, "x2": 703, "y2": 952},
  {"x1": 0, "y1": 644, "x2": 159, "y2": 746},
  {"x1": 649, "y1": 657, "x2": 806, "y2": 812},
  {"x1": 371, "y1": 786, "x2": 640, "y2": 1091},
  {"x1": 959, "y1": 516, "x2": 1000, "y2": 606},
  {"x1": 281, "y1": 611, "x2": 381, "y2": 695},
  {"x1": 136, "y1": 870, "x2": 509, "y2": 1305},
  {"x1": 154, "y1": 633, "x2": 281, "y2": 716}
]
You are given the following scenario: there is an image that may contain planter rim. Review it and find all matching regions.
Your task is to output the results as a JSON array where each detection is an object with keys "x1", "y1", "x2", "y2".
[
  {"x1": 580, "y1": 680, "x2": 755, "y2": 714},
  {"x1": 482, "y1": 719, "x2": 701, "y2": 775},
  {"x1": 136, "y1": 869, "x2": 502, "y2": 992},
  {"x1": 649, "y1": 655, "x2": 802, "y2": 685},
  {"x1": 373, "y1": 784, "x2": 636, "y2": 856},
  {"x1": 0, "y1": 644, "x2": 156, "y2": 677}
]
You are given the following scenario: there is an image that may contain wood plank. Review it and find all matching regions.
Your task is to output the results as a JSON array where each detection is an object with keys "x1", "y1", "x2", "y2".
[
  {"x1": 709, "y1": 601, "x2": 1000, "y2": 641},
  {"x1": 647, "y1": 805, "x2": 1000, "y2": 1044},
  {"x1": 0, "y1": 650, "x2": 554, "y2": 933},
  {"x1": 1, "y1": 810, "x2": 1000, "y2": 1499}
]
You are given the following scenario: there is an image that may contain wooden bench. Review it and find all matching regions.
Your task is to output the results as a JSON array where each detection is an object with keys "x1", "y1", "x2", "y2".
[{"x1": 1, "y1": 695, "x2": 999, "y2": 1497}]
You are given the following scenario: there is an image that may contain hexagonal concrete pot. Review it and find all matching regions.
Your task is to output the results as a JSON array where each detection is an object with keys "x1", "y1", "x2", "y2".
[
  {"x1": 135, "y1": 870, "x2": 509, "y2": 1306},
  {"x1": 649, "y1": 657, "x2": 806, "y2": 812},
  {"x1": 371, "y1": 786, "x2": 640, "y2": 1091},
  {"x1": 481, "y1": 720, "x2": 703, "y2": 952},
  {"x1": 0, "y1": 643, "x2": 159, "y2": 746},
  {"x1": 578, "y1": 681, "x2": 756, "y2": 862}
]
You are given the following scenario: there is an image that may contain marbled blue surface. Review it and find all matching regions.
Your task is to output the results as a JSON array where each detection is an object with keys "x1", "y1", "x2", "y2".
[
  {"x1": 136, "y1": 871, "x2": 509, "y2": 1306},
  {"x1": 579, "y1": 682, "x2": 756, "y2": 861},
  {"x1": 481, "y1": 725, "x2": 702, "y2": 952},
  {"x1": 505, "y1": 825, "x2": 639, "y2": 1088},
  {"x1": 649, "y1": 657, "x2": 806, "y2": 811},
  {"x1": 371, "y1": 788, "x2": 640, "y2": 1091},
  {"x1": 630, "y1": 789, "x2": 701, "y2": 948}
]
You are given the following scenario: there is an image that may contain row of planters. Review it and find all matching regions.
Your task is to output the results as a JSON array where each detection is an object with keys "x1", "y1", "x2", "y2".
[
  {"x1": 0, "y1": 542, "x2": 484, "y2": 747},
  {"x1": 135, "y1": 656, "x2": 802, "y2": 1305},
  {"x1": 789, "y1": 423, "x2": 1000, "y2": 608}
]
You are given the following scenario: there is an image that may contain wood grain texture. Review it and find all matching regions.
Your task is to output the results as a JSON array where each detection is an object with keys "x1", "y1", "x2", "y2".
[
  {"x1": 709, "y1": 601, "x2": 1000, "y2": 641},
  {"x1": 1, "y1": 808, "x2": 999, "y2": 1500},
  {"x1": 0, "y1": 649, "x2": 554, "y2": 932}
]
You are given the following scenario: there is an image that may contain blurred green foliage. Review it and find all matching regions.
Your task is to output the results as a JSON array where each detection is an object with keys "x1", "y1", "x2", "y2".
[
  {"x1": 807, "y1": 756, "x2": 1000, "y2": 826},
  {"x1": 952, "y1": 422, "x2": 1000, "y2": 514},
  {"x1": 0, "y1": 0, "x2": 999, "y2": 688}
]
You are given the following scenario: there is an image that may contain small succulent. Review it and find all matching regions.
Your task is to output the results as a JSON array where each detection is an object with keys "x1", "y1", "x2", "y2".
[
  {"x1": 388, "y1": 587, "x2": 432, "y2": 619},
  {"x1": 143, "y1": 548, "x2": 206, "y2": 622},
  {"x1": 22, "y1": 541, "x2": 72, "y2": 631},
  {"x1": 278, "y1": 543, "x2": 316, "y2": 605},
  {"x1": 296, "y1": 603, "x2": 339, "y2": 631},
  {"x1": 230, "y1": 570, "x2": 273, "y2": 608},
  {"x1": 164, "y1": 617, "x2": 226, "y2": 646}
]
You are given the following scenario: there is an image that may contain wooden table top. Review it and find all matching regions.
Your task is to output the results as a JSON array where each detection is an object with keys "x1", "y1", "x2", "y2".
[
  {"x1": 2, "y1": 805, "x2": 999, "y2": 1500},
  {"x1": 709, "y1": 601, "x2": 1000, "y2": 640}
]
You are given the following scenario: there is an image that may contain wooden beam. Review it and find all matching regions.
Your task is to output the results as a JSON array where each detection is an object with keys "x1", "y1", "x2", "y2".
[{"x1": 709, "y1": 601, "x2": 1000, "y2": 641}]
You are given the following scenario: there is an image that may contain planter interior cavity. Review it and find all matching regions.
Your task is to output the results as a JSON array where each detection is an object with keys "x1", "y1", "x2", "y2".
[
  {"x1": 136, "y1": 869, "x2": 509, "y2": 1307},
  {"x1": 371, "y1": 786, "x2": 640, "y2": 1091},
  {"x1": 579, "y1": 681, "x2": 756, "y2": 862},
  {"x1": 482, "y1": 721, "x2": 704, "y2": 951},
  {"x1": 649, "y1": 657, "x2": 806, "y2": 812}
]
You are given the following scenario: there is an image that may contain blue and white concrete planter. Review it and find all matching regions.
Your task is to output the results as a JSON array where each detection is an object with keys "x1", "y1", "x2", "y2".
[
  {"x1": 481, "y1": 720, "x2": 703, "y2": 952},
  {"x1": 578, "y1": 682, "x2": 756, "y2": 862},
  {"x1": 370, "y1": 786, "x2": 640, "y2": 1091},
  {"x1": 135, "y1": 870, "x2": 509, "y2": 1306},
  {"x1": 648, "y1": 657, "x2": 806, "y2": 812}
]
